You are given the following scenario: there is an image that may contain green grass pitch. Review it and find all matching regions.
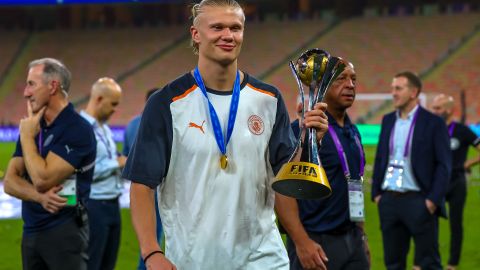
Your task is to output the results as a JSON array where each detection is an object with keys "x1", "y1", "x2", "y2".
[{"x1": 0, "y1": 143, "x2": 479, "y2": 269}]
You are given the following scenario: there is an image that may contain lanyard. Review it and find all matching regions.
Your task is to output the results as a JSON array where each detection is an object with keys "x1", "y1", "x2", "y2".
[
  {"x1": 38, "y1": 130, "x2": 43, "y2": 155},
  {"x1": 94, "y1": 125, "x2": 113, "y2": 159},
  {"x1": 448, "y1": 122, "x2": 455, "y2": 137},
  {"x1": 389, "y1": 109, "x2": 419, "y2": 157},
  {"x1": 328, "y1": 125, "x2": 365, "y2": 180},
  {"x1": 193, "y1": 67, "x2": 240, "y2": 157}
]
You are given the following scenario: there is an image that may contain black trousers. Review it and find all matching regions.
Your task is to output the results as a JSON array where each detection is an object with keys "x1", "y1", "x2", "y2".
[
  {"x1": 378, "y1": 191, "x2": 442, "y2": 270},
  {"x1": 21, "y1": 217, "x2": 89, "y2": 270},
  {"x1": 445, "y1": 173, "x2": 467, "y2": 266},
  {"x1": 287, "y1": 226, "x2": 369, "y2": 270}
]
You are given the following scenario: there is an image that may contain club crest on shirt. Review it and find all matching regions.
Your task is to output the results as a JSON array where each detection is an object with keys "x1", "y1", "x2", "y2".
[
  {"x1": 248, "y1": 115, "x2": 264, "y2": 135},
  {"x1": 43, "y1": 134, "x2": 54, "y2": 148},
  {"x1": 450, "y1": 137, "x2": 460, "y2": 150}
]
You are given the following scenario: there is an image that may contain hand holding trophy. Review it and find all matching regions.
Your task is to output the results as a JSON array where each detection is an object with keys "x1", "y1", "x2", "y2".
[{"x1": 273, "y1": 48, "x2": 347, "y2": 199}]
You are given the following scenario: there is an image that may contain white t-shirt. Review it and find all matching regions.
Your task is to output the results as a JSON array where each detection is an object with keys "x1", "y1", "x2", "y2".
[{"x1": 123, "y1": 72, "x2": 294, "y2": 269}]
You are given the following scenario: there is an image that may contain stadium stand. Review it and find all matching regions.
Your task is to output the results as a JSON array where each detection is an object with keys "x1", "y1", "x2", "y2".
[
  {"x1": 423, "y1": 29, "x2": 480, "y2": 123},
  {"x1": 0, "y1": 30, "x2": 29, "y2": 93},
  {"x1": 263, "y1": 13, "x2": 480, "y2": 122},
  {"x1": 0, "y1": 26, "x2": 188, "y2": 125},
  {"x1": 116, "y1": 19, "x2": 330, "y2": 124},
  {"x1": 0, "y1": 13, "x2": 479, "y2": 125}
]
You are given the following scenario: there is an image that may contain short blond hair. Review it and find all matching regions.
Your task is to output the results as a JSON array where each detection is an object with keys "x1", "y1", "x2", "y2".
[{"x1": 190, "y1": 0, "x2": 244, "y2": 54}]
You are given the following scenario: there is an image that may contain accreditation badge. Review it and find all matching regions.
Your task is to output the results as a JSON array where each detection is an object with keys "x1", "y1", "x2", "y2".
[
  {"x1": 348, "y1": 178, "x2": 365, "y2": 222},
  {"x1": 58, "y1": 178, "x2": 77, "y2": 207},
  {"x1": 382, "y1": 159, "x2": 405, "y2": 190}
]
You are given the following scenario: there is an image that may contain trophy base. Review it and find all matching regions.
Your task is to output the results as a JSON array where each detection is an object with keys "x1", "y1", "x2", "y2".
[{"x1": 273, "y1": 161, "x2": 331, "y2": 200}]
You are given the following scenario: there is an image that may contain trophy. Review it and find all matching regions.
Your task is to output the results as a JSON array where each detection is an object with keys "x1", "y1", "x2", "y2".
[{"x1": 272, "y1": 48, "x2": 347, "y2": 199}]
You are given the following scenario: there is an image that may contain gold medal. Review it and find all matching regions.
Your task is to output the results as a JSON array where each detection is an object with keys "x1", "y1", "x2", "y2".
[{"x1": 220, "y1": 155, "x2": 228, "y2": 169}]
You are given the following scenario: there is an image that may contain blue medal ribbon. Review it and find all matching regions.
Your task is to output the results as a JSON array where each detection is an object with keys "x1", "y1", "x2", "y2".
[{"x1": 193, "y1": 67, "x2": 241, "y2": 160}]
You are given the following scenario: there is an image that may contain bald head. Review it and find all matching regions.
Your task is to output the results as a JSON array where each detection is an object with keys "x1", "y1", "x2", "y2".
[
  {"x1": 87, "y1": 77, "x2": 122, "y2": 123},
  {"x1": 91, "y1": 77, "x2": 122, "y2": 97},
  {"x1": 431, "y1": 93, "x2": 454, "y2": 121}
]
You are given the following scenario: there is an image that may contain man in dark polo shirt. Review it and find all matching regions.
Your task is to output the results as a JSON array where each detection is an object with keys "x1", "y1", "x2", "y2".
[
  {"x1": 430, "y1": 94, "x2": 480, "y2": 270},
  {"x1": 4, "y1": 58, "x2": 96, "y2": 270},
  {"x1": 276, "y1": 63, "x2": 370, "y2": 270}
]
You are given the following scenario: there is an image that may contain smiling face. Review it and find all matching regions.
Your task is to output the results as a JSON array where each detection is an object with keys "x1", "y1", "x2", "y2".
[
  {"x1": 190, "y1": 5, "x2": 244, "y2": 66},
  {"x1": 324, "y1": 66, "x2": 357, "y2": 111}
]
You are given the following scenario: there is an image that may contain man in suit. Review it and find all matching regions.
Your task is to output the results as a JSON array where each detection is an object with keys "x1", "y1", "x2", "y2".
[{"x1": 371, "y1": 71, "x2": 451, "y2": 270}]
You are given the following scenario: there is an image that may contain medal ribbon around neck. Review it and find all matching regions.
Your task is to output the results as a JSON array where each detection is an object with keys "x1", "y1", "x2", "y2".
[{"x1": 193, "y1": 67, "x2": 241, "y2": 168}]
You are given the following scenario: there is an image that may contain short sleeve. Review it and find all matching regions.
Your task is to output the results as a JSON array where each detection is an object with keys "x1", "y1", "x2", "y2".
[
  {"x1": 13, "y1": 137, "x2": 22, "y2": 157},
  {"x1": 121, "y1": 91, "x2": 172, "y2": 189},
  {"x1": 49, "y1": 124, "x2": 96, "y2": 170},
  {"x1": 463, "y1": 125, "x2": 480, "y2": 147},
  {"x1": 268, "y1": 92, "x2": 295, "y2": 174}
]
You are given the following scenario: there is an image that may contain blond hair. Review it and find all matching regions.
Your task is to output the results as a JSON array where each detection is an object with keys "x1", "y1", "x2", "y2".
[{"x1": 190, "y1": 0, "x2": 244, "y2": 54}]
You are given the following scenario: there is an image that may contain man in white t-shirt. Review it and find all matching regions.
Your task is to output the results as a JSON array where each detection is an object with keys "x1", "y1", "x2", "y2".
[{"x1": 122, "y1": 1, "x2": 329, "y2": 269}]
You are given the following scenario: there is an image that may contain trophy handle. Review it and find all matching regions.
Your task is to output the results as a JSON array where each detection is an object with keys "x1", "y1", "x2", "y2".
[
  {"x1": 288, "y1": 61, "x2": 305, "y2": 162},
  {"x1": 322, "y1": 58, "x2": 348, "y2": 99},
  {"x1": 314, "y1": 57, "x2": 347, "y2": 103},
  {"x1": 305, "y1": 53, "x2": 325, "y2": 166}
]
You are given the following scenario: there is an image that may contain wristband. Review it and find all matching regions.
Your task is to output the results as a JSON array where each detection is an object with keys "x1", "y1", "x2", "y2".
[{"x1": 143, "y1": 250, "x2": 164, "y2": 264}]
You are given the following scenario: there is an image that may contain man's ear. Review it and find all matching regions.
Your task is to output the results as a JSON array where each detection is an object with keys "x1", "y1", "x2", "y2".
[
  {"x1": 191, "y1": 26, "x2": 200, "y2": 44},
  {"x1": 412, "y1": 87, "x2": 420, "y2": 98},
  {"x1": 49, "y1": 80, "x2": 60, "y2": 95}
]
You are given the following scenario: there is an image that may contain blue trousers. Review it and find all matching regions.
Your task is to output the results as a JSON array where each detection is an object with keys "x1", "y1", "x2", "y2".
[
  {"x1": 137, "y1": 192, "x2": 163, "y2": 270},
  {"x1": 86, "y1": 198, "x2": 121, "y2": 270}
]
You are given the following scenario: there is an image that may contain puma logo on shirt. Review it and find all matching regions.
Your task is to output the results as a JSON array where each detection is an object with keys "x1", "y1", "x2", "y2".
[
  {"x1": 65, "y1": 145, "x2": 73, "y2": 154},
  {"x1": 189, "y1": 120, "x2": 206, "y2": 134}
]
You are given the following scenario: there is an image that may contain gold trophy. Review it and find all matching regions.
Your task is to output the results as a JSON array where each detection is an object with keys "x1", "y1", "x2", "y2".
[{"x1": 272, "y1": 48, "x2": 347, "y2": 199}]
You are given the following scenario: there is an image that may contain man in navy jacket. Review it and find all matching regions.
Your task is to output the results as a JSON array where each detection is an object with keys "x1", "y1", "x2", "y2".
[{"x1": 371, "y1": 71, "x2": 451, "y2": 270}]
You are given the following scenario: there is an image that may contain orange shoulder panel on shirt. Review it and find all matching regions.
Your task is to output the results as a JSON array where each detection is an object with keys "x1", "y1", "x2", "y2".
[
  {"x1": 247, "y1": 83, "x2": 275, "y2": 97},
  {"x1": 172, "y1": 85, "x2": 197, "y2": 102}
]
